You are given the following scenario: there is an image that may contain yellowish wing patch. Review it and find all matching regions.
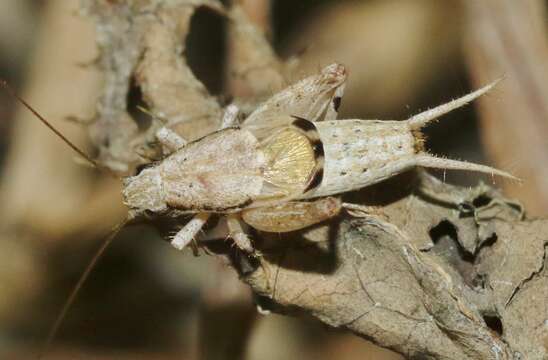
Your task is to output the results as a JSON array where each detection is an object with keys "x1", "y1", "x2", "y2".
[{"x1": 261, "y1": 128, "x2": 316, "y2": 192}]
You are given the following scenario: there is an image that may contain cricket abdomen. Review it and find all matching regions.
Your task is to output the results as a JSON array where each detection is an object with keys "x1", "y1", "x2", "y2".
[{"x1": 301, "y1": 119, "x2": 416, "y2": 198}]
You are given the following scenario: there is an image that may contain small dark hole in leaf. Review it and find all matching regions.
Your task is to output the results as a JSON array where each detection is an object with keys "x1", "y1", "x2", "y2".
[
  {"x1": 126, "y1": 77, "x2": 151, "y2": 131},
  {"x1": 472, "y1": 195, "x2": 492, "y2": 208},
  {"x1": 429, "y1": 220, "x2": 474, "y2": 263},
  {"x1": 458, "y1": 202, "x2": 474, "y2": 213},
  {"x1": 483, "y1": 314, "x2": 503, "y2": 336},
  {"x1": 480, "y1": 233, "x2": 498, "y2": 249},
  {"x1": 429, "y1": 220, "x2": 458, "y2": 244}
]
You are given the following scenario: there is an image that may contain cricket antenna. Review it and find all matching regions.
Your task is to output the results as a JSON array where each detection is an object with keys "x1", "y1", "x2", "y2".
[
  {"x1": 39, "y1": 218, "x2": 129, "y2": 359},
  {"x1": 0, "y1": 79, "x2": 99, "y2": 169}
]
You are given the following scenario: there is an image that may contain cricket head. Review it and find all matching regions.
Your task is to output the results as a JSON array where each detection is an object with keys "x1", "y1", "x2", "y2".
[{"x1": 122, "y1": 167, "x2": 167, "y2": 218}]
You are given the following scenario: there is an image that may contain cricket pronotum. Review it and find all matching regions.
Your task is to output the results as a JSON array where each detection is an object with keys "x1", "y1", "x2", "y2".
[{"x1": 1, "y1": 63, "x2": 516, "y2": 355}]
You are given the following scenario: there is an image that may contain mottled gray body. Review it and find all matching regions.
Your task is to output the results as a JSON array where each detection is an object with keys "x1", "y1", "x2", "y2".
[
  {"x1": 124, "y1": 63, "x2": 348, "y2": 221},
  {"x1": 303, "y1": 120, "x2": 416, "y2": 199},
  {"x1": 123, "y1": 128, "x2": 267, "y2": 216}
]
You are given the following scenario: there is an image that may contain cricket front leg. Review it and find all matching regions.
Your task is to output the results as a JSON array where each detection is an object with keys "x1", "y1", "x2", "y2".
[
  {"x1": 241, "y1": 197, "x2": 342, "y2": 233},
  {"x1": 171, "y1": 213, "x2": 210, "y2": 250},
  {"x1": 156, "y1": 127, "x2": 187, "y2": 155},
  {"x1": 220, "y1": 104, "x2": 240, "y2": 129}
]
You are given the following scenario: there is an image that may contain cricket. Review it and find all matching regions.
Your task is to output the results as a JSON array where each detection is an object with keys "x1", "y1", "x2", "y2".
[
  {"x1": 122, "y1": 63, "x2": 513, "y2": 252},
  {"x1": 2, "y1": 62, "x2": 515, "y2": 354}
]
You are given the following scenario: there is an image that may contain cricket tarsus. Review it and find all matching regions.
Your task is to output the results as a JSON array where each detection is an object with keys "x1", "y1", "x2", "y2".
[
  {"x1": 39, "y1": 219, "x2": 128, "y2": 359},
  {"x1": 0, "y1": 79, "x2": 99, "y2": 169}
]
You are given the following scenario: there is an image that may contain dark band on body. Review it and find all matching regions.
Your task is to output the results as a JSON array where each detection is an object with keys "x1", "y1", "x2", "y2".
[
  {"x1": 168, "y1": 198, "x2": 254, "y2": 213},
  {"x1": 291, "y1": 116, "x2": 325, "y2": 193},
  {"x1": 304, "y1": 167, "x2": 324, "y2": 193},
  {"x1": 291, "y1": 116, "x2": 317, "y2": 133}
]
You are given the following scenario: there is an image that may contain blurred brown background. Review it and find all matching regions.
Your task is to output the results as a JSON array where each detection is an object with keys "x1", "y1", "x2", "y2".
[{"x1": 0, "y1": 0, "x2": 546, "y2": 359}]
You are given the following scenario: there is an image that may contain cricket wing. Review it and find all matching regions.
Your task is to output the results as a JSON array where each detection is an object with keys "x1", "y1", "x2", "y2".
[
  {"x1": 159, "y1": 124, "x2": 326, "y2": 212},
  {"x1": 252, "y1": 118, "x2": 325, "y2": 205}
]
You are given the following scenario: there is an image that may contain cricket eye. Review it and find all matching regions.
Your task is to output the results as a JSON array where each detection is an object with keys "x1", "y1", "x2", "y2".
[{"x1": 144, "y1": 209, "x2": 156, "y2": 218}]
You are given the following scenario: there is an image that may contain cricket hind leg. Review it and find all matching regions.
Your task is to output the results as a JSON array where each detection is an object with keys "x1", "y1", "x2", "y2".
[
  {"x1": 171, "y1": 213, "x2": 211, "y2": 250},
  {"x1": 241, "y1": 197, "x2": 342, "y2": 233}
]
